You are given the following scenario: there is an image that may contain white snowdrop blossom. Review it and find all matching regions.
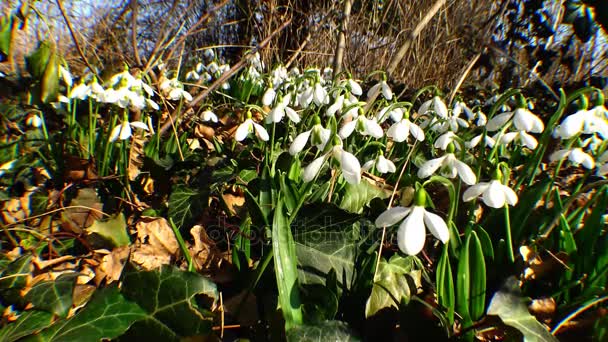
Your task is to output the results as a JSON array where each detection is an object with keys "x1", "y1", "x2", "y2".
[
  {"x1": 262, "y1": 87, "x2": 276, "y2": 106},
  {"x1": 26, "y1": 114, "x2": 42, "y2": 127},
  {"x1": 59, "y1": 66, "x2": 73, "y2": 87},
  {"x1": 387, "y1": 117, "x2": 425, "y2": 142},
  {"x1": 376, "y1": 106, "x2": 404, "y2": 123},
  {"x1": 186, "y1": 70, "x2": 200, "y2": 81},
  {"x1": 363, "y1": 155, "x2": 396, "y2": 174},
  {"x1": 339, "y1": 115, "x2": 383, "y2": 139},
  {"x1": 494, "y1": 130, "x2": 538, "y2": 150},
  {"x1": 160, "y1": 78, "x2": 193, "y2": 102},
  {"x1": 375, "y1": 189, "x2": 449, "y2": 255},
  {"x1": 326, "y1": 94, "x2": 345, "y2": 117},
  {"x1": 267, "y1": 94, "x2": 300, "y2": 124},
  {"x1": 289, "y1": 118, "x2": 331, "y2": 155},
  {"x1": 202, "y1": 110, "x2": 218, "y2": 123},
  {"x1": 434, "y1": 131, "x2": 459, "y2": 150},
  {"x1": 235, "y1": 114, "x2": 269, "y2": 142},
  {"x1": 549, "y1": 148, "x2": 595, "y2": 169},
  {"x1": 419, "y1": 96, "x2": 449, "y2": 118},
  {"x1": 453, "y1": 101, "x2": 473, "y2": 121},
  {"x1": 302, "y1": 142, "x2": 361, "y2": 184},
  {"x1": 313, "y1": 82, "x2": 329, "y2": 106},
  {"x1": 486, "y1": 108, "x2": 544, "y2": 133},
  {"x1": 553, "y1": 109, "x2": 608, "y2": 139},
  {"x1": 69, "y1": 82, "x2": 90, "y2": 100},
  {"x1": 347, "y1": 79, "x2": 363, "y2": 96},
  {"x1": 109, "y1": 120, "x2": 149, "y2": 142},
  {"x1": 368, "y1": 80, "x2": 393, "y2": 100},
  {"x1": 463, "y1": 179, "x2": 518, "y2": 208},
  {"x1": 417, "y1": 148, "x2": 476, "y2": 185},
  {"x1": 465, "y1": 134, "x2": 495, "y2": 149}
]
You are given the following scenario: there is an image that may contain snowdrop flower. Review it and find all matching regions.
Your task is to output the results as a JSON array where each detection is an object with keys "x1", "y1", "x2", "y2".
[
  {"x1": 196, "y1": 62, "x2": 205, "y2": 73},
  {"x1": 69, "y1": 82, "x2": 90, "y2": 100},
  {"x1": 109, "y1": 120, "x2": 149, "y2": 142},
  {"x1": 26, "y1": 114, "x2": 42, "y2": 127},
  {"x1": 297, "y1": 86, "x2": 314, "y2": 109},
  {"x1": 486, "y1": 107, "x2": 544, "y2": 133},
  {"x1": 434, "y1": 131, "x2": 459, "y2": 150},
  {"x1": 475, "y1": 111, "x2": 488, "y2": 127},
  {"x1": 347, "y1": 78, "x2": 362, "y2": 96},
  {"x1": 289, "y1": 116, "x2": 331, "y2": 155},
  {"x1": 453, "y1": 101, "x2": 473, "y2": 121},
  {"x1": 267, "y1": 94, "x2": 300, "y2": 123},
  {"x1": 417, "y1": 144, "x2": 476, "y2": 185},
  {"x1": 368, "y1": 80, "x2": 393, "y2": 100},
  {"x1": 59, "y1": 66, "x2": 73, "y2": 87},
  {"x1": 235, "y1": 112, "x2": 269, "y2": 142},
  {"x1": 465, "y1": 134, "x2": 495, "y2": 149},
  {"x1": 262, "y1": 87, "x2": 276, "y2": 106},
  {"x1": 302, "y1": 138, "x2": 361, "y2": 184},
  {"x1": 363, "y1": 154, "x2": 396, "y2": 174},
  {"x1": 326, "y1": 94, "x2": 345, "y2": 117},
  {"x1": 549, "y1": 148, "x2": 595, "y2": 169},
  {"x1": 339, "y1": 115, "x2": 383, "y2": 139},
  {"x1": 419, "y1": 96, "x2": 448, "y2": 118},
  {"x1": 494, "y1": 130, "x2": 538, "y2": 150},
  {"x1": 203, "y1": 49, "x2": 215, "y2": 60},
  {"x1": 186, "y1": 70, "x2": 200, "y2": 81},
  {"x1": 375, "y1": 188, "x2": 449, "y2": 255},
  {"x1": 207, "y1": 62, "x2": 219, "y2": 75},
  {"x1": 553, "y1": 109, "x2": 608, "y2": 139},
  {"x1": 387, "y1": 114, "x2": 425, "y2": 142},
  {"x1": 313, "y1": 82, "x2": 329, "y2": 106},
  {"x1": 377, "y1": 106, "x2": 404, "y2": 123},
  {"x1": 160, "y1": 78, "x2": 193, "y2": 102},
  {"x1": 463, "y1": 169, "x2": 518, "y2": 208},
  {"x1": 202, "y1": 110, "x2": 218, "y2": 123}
]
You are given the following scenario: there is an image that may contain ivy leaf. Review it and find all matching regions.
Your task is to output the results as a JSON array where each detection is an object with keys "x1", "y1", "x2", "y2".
[
  {"x1": 0, "y1": 255, "x2": 33, "y2": 303},
  {"x1": 119, "y1": 264, "x2": 218, "y2": 341},
  {"x1": 0, "y1": 15, "x2": 13, "y2": 59},
  {"x1": 340, "y1": 178, "x2": 390, "y2": 214},
  {"x1": 168, "y1": 185, "x2": 205, "y2": 229},
  {"x1": 286, "y1": 320, "x2": 361, "y2": 342},
  {"x1": 487, "y1": 277, "x2": 558, "y2": 342},
  {"x1": 22, "y1": 287, "x2": 146, "y2": 342},
  {"x1": 293, "y1": 204, "x2": 363, "y2": 289},
  {"x1": 365, "y1": 255, "x2": 421, "y2": 317},
  {"x1": 86, "y1": 213, "x2": 130, "y2": 247},
  {"x1": 0, "y1": 310, "x2": 53, "y2": 342},
  {"x1": 24, "y1": 273, "x2": 78, "y2": 318}
]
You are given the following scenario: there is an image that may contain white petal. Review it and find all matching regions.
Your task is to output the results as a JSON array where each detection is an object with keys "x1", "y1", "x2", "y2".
[
  {"x1": 348, "y1": 79, "x2": 362, "y2": 96},
  {"x1": 119, "y1": 122, "x2": 132, "y2": 140},
  {"x1": 285, "y1": 106, "x2": 300, "y2": 123},
  {"x1": 253, "y1": 122, "x2": 270, "y2": 141},
  {"x1": 550, "y1": 149, "x2": 571, "y2": 162},
  {"x1": 453, "y1": 159, "x2": 476, "y2": 185},
  {"x1": 462, "y1": 183, "x2": 490, "y2": 202},
  {"x1": 289, "y1": 130, "x2": 311, "y2": 155},
  {"x1": 387, "y1": 121, "x2": 408, "y2": 142},
  {"x1": 182, "y1": 91, "x2": 193, "y2": 102},
  {"x1": 433, "y1": 96, "x2": 448, "y2": 118},
  {"x1": 203, "y1": 110, "x2": 218, "y2": 122},
  {"x1": 362, "y1": 160, "x2": 375, "y2": 171},
  {"x1": 486, "y1": 112, "x2": 514, "y2": 131},
  {"x1": 302, "y1": 155, "x2": 326, "y2": 182},
  {"x1": 381, "y1": 81, "x2": 393, "y2": 100},
  {"x1": 339, "y1": 121, "x2": 357, "y2": 139},
  {"x1": 390, "y1": 108, "x2": 404, "y2": 122},
  {"x1": 482, "y1": 181, "x2": 507, "y2": 208},
  {"x1": 434, "y1": 132, "x2": 455, "y2": 150},
  {"x1": 417, "y1": 156, "x2": 447, "y2": 179},
  {"x1": 498, "y1": 132, "x2": 518, "y2": 145},
  {"x1": 418, "y1": 99, "x2": 432, "y2": 116},
  {"x1": 109, "y1": 124, "x2": 122, "y2": 142},
  {"x1": 499, "y1": 183, "x2": 518, "y2": 206},
  {"x1": 514, "y1": 108, "x2": 544, "y2": 133},
  {"x1": 423, "y1": 209, "x2": 450, "y2": 243},
  {"x1": 397, "y1": 206, "x2": 426, "y2": 255},
  {"x1": 375, "y1": 206, "x2": 411, "y2": 227},
  {"x1": 262, "y1": 88, "x2": 276, "y2": 106},
  {"x1": 560, "y1": 112, "x2": 584, "y2": 138},
  {"x1": 235, "y1": 120, "x2": 252, "y2": 141},
  {"x1": 364, "y1": 119, "x2": 384, "y2": 138},
  {"x1": 367, "y1": 83, "x2": 381, "y2": 100},
  {"x1": 518, "y1": 131, "x2": 538, "y2": 149},
  {"x1": 340, "y1": 150, "x2": 361, "y2": 184},
  {"x1": 409, "y1": 122, "x2": 425, "y2": 141},
  {"x1": 130, "y1": 121, "x2": 149, "y2": 131}
]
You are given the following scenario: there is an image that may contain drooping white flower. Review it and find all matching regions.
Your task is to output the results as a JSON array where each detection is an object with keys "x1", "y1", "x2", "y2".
[
  {"x1": 26, "y1": 114, "x2": 42, "y2": 127},
  {"x1": 419, "y1": 96, "x2": 448, "y2": 118},
  {"x1": 347, "y1": 79, "x2": 362, "y2": 96},
  {"x1": 463, "y1": 180, "x2": 518, "y2": 208},
  {"x1": 339, "y1": 115, "x2": 383, "y2": 139},
  {"x1": 109, "y1": 120, "x2": 149, "y2": 142},
  {"x1": 267, "y1": 94, "x2": 300, "y2": 123},
  {"x1": 302, "y1": 141, "x2": 361, "y2": 184},
  {"x1": 363, "y1": 155, "x2": 396, "y2": 174},
  {"x1": 368, "y1": 80, "x2": 393, "y2": 100},
  {"x1": 326, "y1": 94, "x2": 345, "y2": 117},
  {"x1": 289, "y1": 118, "x2": 331, "y2": 155},
  {"x1": 465, "y1": 134, "x2": 495, "y2": 149},
  {"x1": 186, "y1": 70, "x2": 200, "y2": 81},
  {"x1": 417, "y1": 151, "x2": 476, "y2": 185},
  {"x1": 313, "y1": 82, "x2": 329, "y2": 106},
  {"x1": 376, "y1": 106, "x2": 404, "y2": 123},
  {"x1": 434, "y1": 131, "x2": 459, "y2": 150},
  {"x1": 0, "y1": 159, "x2": 17, "y2": 177},
  {"x1": 375, "y1": 189, "x2": 449, "y2": 255},
  {"x1": 549, "y1": 148, "x2": 595, "y2": 169},
  {"x1": 494, "y1": 130, "x2": 538, "y2": 150},
  {"x1": 69, "y1": 82, "x2": 90, "y2": 100},
  {"x1": 487, "y1": 108, "x2": 544, "y2": 133},
  {"x1": 235, "y1": 116, "x2": 269, "y2": 142},
  {"x1": 262, "y1": 87, "x2": 276, "y2": 106},
  {"x1": 387, "y1": 117, "x2": 425, "y2": 142},
  {"x1": 59, "y1": 66, "x2": 73, "y2": 87},
  {"x1": 553, "y1": 109, "x2": 608, "y2": 139},
  {"x1": 202, "y1": 110, "x2": 218, "y2": 123}
]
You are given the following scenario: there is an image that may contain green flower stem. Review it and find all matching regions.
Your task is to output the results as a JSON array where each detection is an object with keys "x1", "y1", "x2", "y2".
[
  {"x1": 503, "y1": 204, "x2": 514, "y2": 263},
  {"x1": 169, "y1": 217, "x2": 194, "y2": 272},
  {"x1": 100, "y1": 113, "x2": 119, "y2": 176}
]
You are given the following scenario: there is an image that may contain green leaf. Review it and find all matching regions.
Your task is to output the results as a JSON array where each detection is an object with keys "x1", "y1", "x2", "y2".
[
  {"x1": 40, "y1": 50, "x2": 59, "y2": 103},
  {"x1": 86, "y1": 213, "x2": 130, "y2": 247},
  {"x1": 293, "y1": 204, "x2": 362, "y2": 289},
  {"x1": 0, "y1": 310, "x2": 53, "y2": 342},
  {"x1": 365, "y1": 255, "x2": 421, "y2": 317},
  {"x1": 340, "y1": 178, "x2": 390, "y2": 214},
  {"x1": 301, "y1": 284, "x2": 338, "y2": 323},
  {"x1": 469, "y1": 232, "x2": 486, "y2": 321},
  {"x1": 0, "y1": 255, "x2": 33, "y2": 303},
  {"x1": 23, "y1": 287, "x2": 146, "y2": 342},
  {"x1": 168, "y1": 185, "x2": 205, "y2": 229},
  {"x1": 487, "y1": 277, "x2": 558, "y2": 342},
  {"x1": 26, "y1": 40, "x2": 51, "y2": 79},
  {"x1": 272, "y1": 197, "x2": 303, "y2": 329},
  {"x1": 25, "y1": 273, "x2": 78, "y2": 318},
  {"x1": 119, "y1": 264, "x2": 218, "y2": 341},
  {"x1": 0, "y1": 15, "x2": 13, "y2": 58},
  {"x1": 436, "y1": 244, "x2": 455, "y2": 324},
  {"x1": 286, "y1": 320, "x2": 361, "y2": 342}
]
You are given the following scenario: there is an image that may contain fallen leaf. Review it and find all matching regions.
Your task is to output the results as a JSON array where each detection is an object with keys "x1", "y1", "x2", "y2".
[
  {"x1": 221, "y1": 193, "x2": 245, "y2": 217},
  {"x1": 130, "y1": 217, "x2": 179, "y2": 270},
  {"x1": 529, "y1": 297, "x2": 556, "y2": 323},
  {"x1": 98, "y1": 246, "x2": 130, "y2": 284},
  {"x1": 61, "y1": 188, "x2": 103, "y2": 233}
]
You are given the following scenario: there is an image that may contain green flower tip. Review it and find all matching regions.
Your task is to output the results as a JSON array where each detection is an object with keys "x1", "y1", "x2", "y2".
[
  {"x1": 446, "y1": 142, "x2": 456, "y2": 154},
  {"x1": 246, "y1": 111, "x2": 253, "y2": 120},
  {"x1": 313, "y1": 115, "x2": 321, "y2": 125},
  {"x1": 516, "y1": 94, "x2": 527, "y2": 108},
  {"x1": 579, "y1": 95, "x2": 589, "y2": 110},
  {"x1": 595, "y1": 91, "x2": 605, "y2": 106},
  {"x1": 414, "y1": 188, "x2": 427, "y2": 207},
  {"x1": 492, "y1": 167, "x2": 503, "y2": 182}
]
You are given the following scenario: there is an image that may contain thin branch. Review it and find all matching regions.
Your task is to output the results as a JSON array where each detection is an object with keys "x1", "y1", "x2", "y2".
[
  {"x1": 55, "y1": 0, "x2": 100, "y2": 79},
  {"x1": 332, "y1": 0, "x2": 352, "y2": 78},
  {"x1": 131, "y1": 0, "x2": 142, "y2": 66}
]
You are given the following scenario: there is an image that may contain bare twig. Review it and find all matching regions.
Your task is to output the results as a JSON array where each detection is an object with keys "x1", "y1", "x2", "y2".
[
  {"x1": 130, "y1": 0, "x2": 142, "y2": 66},
  {"x1": 55, "y1": 0, "x2": 100, "y2": 79},
  {"x1": 448, "y1": 53, "x2": 481, "y2": 104},
  {"x1": 332, "y1": 0, "x2": 352, "y2": 78}
]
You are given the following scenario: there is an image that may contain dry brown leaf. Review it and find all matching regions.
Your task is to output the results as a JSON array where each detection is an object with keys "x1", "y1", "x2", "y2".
[
  {"x1": 529, "y1": 297, "x2": 556, "y2": 323},
  {"x1": 33, "y1": 255, "x2": 75, "y2": 271},
  {"x1": 97, "y1": 246, "x2": 130, "y2": 284},
  {"x1": 61, "y1": 188, "x2": 103, "y2": 233},
  {"x1": 221, "y1": 193, "x2": 245, "y2": 217},
  {"x1": 130, "y1": 218, "x2": 179, "y2": 270},
  {"x1": 195, "y1": 124, "x2": 215, "y2": 140},
  {"x1": 1, "y1": 197, "x2": 29, "y2": 225},
  {"x1": 128, "y1": 134, "x2": 146, "y2": 181}
]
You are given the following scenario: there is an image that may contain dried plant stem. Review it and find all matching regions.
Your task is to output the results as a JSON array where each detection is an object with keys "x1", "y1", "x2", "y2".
[
  {"x1": 332, "y1": 0, "x2": 352, "y2": 79},
  {"x1": 448, "y1": 53, "x2": 481, "y2": 104}
]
